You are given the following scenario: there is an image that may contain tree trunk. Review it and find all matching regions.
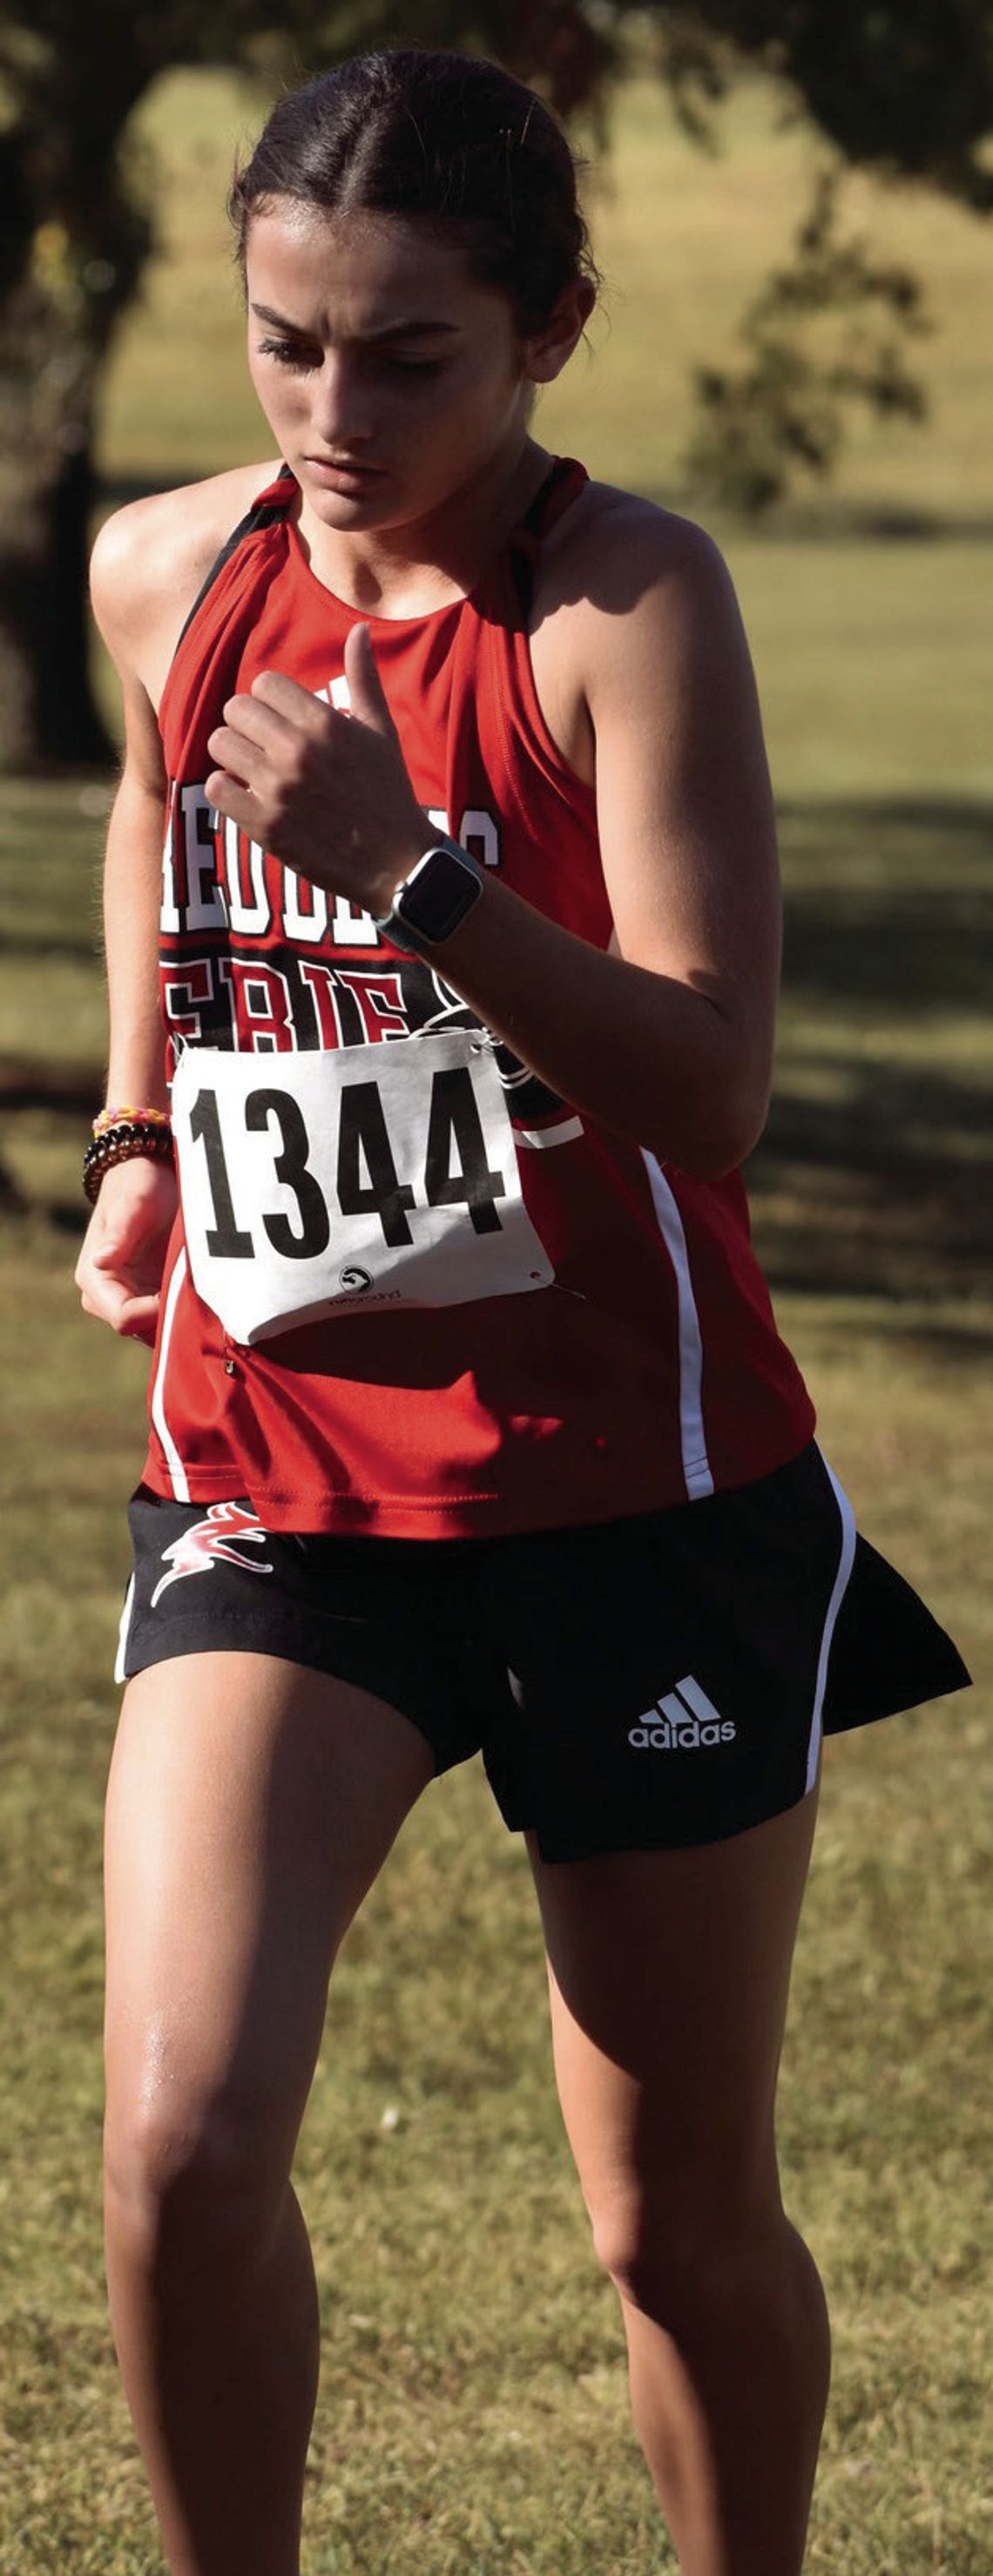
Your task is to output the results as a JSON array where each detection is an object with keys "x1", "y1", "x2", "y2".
[
  {"x1": 0, "y1": 424, "x2": 116, "y2": 771},
  {"x1": 0, "y1": 71, "x2": 151, "y2": 775}
]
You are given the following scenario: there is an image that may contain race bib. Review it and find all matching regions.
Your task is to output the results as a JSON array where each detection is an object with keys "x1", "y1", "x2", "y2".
[{"x1": 171, "y1": 1033, "x2": 554, "y2": 1344}]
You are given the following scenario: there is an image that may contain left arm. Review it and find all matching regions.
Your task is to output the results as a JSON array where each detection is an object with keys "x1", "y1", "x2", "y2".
[{"x1": 205, "y1": 516, "x2": 780, "y2": 1180}]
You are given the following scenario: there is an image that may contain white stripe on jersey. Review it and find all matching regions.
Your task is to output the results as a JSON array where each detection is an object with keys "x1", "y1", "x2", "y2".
[
  {"x1": 151, "y1": 1248, "x2": 192, "y2": 1504},
  {"x1": 805, "y1": 1455, "x2": 857, "y2": 1792},
  {"x1": 639, "y1": 1153, "x2": 714, "y2": 1500},
  {"x1": 515, "y1": 1116, "x2": 584, "y2": 1148}
]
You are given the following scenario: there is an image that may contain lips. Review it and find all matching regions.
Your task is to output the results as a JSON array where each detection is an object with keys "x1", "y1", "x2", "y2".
[{"x1": 306, "y1": 456, "x2": 384, "y2": 484}]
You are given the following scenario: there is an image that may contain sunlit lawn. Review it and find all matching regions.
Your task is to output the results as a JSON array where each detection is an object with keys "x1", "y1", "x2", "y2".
[{"x1": 1, "y1": 57, "x2": 990, "y2": 2576}]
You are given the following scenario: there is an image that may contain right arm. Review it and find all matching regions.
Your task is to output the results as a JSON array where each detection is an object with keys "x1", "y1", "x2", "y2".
[
  {"x1": 74, "y1": 589, "x2": 177, "y2": 1343},
  {"x1": 75, "y1": 465, "x2": 280, "y2": 1342}
]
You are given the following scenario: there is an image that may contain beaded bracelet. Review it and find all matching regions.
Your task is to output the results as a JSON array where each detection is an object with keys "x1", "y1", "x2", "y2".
[
  {"x1": 92, "y1": 1102, "x2": 172, "y2": 1140},
  {"x1": 83, "y1": 1118, "x2": 175, "y2": 1206}
]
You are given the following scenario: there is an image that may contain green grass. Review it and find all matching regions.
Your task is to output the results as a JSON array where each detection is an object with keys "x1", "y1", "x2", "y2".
[
  {"x1": 2, "y1": 801, "x2": 990, "y2": 2576},
  {"x1": 0, "y1": 1194, "x2": 990, "y2": 2574},
  {"x1": 2, "y1": 53, "x2": 991, "y2": 2576}
]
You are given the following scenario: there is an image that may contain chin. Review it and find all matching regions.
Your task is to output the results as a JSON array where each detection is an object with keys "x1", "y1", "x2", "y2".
[{"x1": 301, "y1": 478, "x2": 393, "y2": 525}]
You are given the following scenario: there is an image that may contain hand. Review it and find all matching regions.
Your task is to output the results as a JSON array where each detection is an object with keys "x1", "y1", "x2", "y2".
[
  {"x1": 76, "y1": 1156, "x2": 179, "y2": 1345},
  {"x1": 205, "y1": 623, "x2": 427, "y2": 916}
]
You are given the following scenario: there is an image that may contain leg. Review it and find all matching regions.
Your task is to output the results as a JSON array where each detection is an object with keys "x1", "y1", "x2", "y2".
[
  {"x1": 530, "y1": 1790, "x2": 828, "y2": 2576},
  {"x1": 104, "y1": 1651, "x2": 434, "y2": 2576}
]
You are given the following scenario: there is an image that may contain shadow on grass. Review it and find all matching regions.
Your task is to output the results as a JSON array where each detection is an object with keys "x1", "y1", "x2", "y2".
[
  {"x1": 747, "y1": 1063, "x2": 991, "y2": 1325},
  {"x1": 742, "y1": 800, "x2": 993, "y2": 1333},
  {"x1": 2, "y1": 794, "x2": 990, "y2": 1337},
  {"x1": 777, "y1": 799, "x2": 993, "y2": 1015}
]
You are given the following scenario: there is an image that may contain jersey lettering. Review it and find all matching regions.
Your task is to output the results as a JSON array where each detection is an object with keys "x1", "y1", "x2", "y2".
[
  {"x1": 333, "y1": 969, "x2": 409, "y2": 1044},
  {"x1": 162, "y1": 780, "x2": 502, "y2": 959},
  {"x1": 296, "y1": 960, "x2": 348, "y2": 1047},
  {"x1": 182, "y1": 787, "x2": 226, "y2": 930},
  {"x1": 459, "y1": 809, "x2": 500, "y2": 870},
  {"x1": 283, "y1": 869, "x2": 328, "y2": 945},
  {"x1": 329, "y1": 895, "x2": 378, "y2": 946},
  {"x1": 163, "y1": 955, "x2": 215, "y2": 1045},
  {"x1": 223, "y1": 818, "x2": 271, "y2": 935},
  {"x1": 218, "y1": 958, "x2": 296, "y2": 1051}
]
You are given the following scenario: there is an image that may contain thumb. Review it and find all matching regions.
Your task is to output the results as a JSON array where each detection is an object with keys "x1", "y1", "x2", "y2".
[{"x1": 344, "y1": 621, "x2": 394, "y2": 734}]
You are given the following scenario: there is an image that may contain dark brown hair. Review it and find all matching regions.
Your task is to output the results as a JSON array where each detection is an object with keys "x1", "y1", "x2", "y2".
[{"x1": 229, "y1": 49, "x2": 598, "y2": 334}]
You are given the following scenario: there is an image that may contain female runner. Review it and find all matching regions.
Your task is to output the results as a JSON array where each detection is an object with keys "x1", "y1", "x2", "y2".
[{"x1": 75, "y1": 48, "x2": 967, "y2": 2576}]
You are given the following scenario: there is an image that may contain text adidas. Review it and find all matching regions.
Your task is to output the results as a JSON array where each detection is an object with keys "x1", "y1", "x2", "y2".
[{"x1": 628, "y1": 1674, "x2": 736, "y2": 1752}]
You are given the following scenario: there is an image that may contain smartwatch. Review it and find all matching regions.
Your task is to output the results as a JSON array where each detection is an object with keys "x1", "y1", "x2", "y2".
[{"x1": 375, "y1": 835, "x2": 483, "y2": 955}]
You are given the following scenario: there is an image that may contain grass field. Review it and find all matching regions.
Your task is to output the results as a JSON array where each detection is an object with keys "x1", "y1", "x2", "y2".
[{"x1": 1, "y1": 56, "x2": 991, "y2": 2576}]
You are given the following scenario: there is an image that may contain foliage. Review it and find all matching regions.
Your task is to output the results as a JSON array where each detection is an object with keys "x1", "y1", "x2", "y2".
[
  {"x1": 0, "y1": 1, "x2": 622, "y2": 766},
  {"x1": 685, "y1": 167, "x2": 931, "y2": 511},
  {"x1": 0, "y1": 2, "x2": 991, "y2": 763},
  {"x1": 647, "y1": 0, "x2": 993, "y2": 208},
  {"x1": 648, "y1": 3, "x2": 992, "y2": 513}
]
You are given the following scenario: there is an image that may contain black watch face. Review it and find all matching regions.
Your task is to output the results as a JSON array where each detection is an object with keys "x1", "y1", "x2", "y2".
[{"x1": 398, "y1": 849, "x2": 479, "y2": 943}]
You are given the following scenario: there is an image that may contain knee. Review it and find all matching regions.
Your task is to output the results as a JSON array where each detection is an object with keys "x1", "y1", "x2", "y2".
[
  {"x1": 105, "y1": 2085, "x2": 289, "y2": 2275},
  {"x1": 590, "y1": 2167, "x2": 783, "y2": 2332}
]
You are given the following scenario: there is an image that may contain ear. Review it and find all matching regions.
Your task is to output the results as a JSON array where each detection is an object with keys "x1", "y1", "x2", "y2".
[{"x1": 524, "y1": 279, "x2": 598, "y2": 388}]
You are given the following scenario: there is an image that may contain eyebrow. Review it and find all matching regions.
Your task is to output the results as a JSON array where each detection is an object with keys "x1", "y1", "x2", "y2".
[{"x1": 249, "y1": 302, "x2": 460, "y2": 342}]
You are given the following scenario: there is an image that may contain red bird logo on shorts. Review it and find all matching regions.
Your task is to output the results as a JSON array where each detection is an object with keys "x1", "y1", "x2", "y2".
[{"x1": 151, "y1": 1502, "x2": 274, "y2": 1606}]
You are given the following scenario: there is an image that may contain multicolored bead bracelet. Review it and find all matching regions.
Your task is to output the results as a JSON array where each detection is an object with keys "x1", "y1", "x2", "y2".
[{"x1": 83, "y1": 1107, "x2": 174, "y2": 1206}]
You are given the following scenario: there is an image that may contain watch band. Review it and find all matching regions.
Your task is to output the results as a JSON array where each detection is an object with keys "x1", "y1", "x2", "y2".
[{"x1": 374, "y1": 836, "x2": 483, "y2": 954}]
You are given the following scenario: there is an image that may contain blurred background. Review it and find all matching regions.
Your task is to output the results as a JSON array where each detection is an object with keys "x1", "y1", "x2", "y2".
[{"x1": 1, "y1": 7, "x2": 990, "y2": 2571}]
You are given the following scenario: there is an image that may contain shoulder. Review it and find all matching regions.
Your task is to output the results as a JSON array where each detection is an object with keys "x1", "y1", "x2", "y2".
[
  {"x1": 539, "y1": 477, "x2": 740, "y2": 641},
  {"x1": 530, "y1": 478, "x2": 752, "y2": 781},
  {"x1": 91, "y1": 460, "x2": 284, "y2": 689}
]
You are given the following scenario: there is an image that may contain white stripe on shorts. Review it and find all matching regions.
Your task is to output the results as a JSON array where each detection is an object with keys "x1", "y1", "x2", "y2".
[
  {"x1": 150, "y1": 1248, "x2": 192, "y2": 1504},
  {"x1": 806, "y1": 1455, "x2": 857, "y2": 1793},
  {"x1": 114, "y1": 1576, "x2": 135, "y2": 1687}
]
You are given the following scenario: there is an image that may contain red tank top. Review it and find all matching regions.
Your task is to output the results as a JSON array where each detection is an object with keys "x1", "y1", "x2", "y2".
[{"x1": 143, "y1": 462, "x2": 814, "y2": 1534}]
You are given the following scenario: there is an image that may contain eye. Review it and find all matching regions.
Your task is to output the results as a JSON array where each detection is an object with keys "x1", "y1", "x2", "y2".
[
  {"x1": 377, "y1": 355, "x2": 446, "y2": 380},
  {"x1": 256, "y1": 336, "x2": 319, "y2": 371}
]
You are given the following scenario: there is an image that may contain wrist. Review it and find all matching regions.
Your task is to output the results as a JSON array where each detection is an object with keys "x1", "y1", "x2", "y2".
[
  {"x1": 93, "y1": 1101, "x2": 171, "y2": 1139},
  {"x1": 374, "y1": 835, "x2": 483, "y2": 956},
  {"x1": 84, "y1": 1112, "x2": 175, "y2": 1206},
  {"x1": 105, "y1": 1071, "x2": 170, "y2": 1117}
]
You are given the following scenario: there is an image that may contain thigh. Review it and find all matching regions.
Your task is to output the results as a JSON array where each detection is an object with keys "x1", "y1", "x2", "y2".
[
  {"x1": 530, "y1": 1789, "x2": 819, "y2": 2241},
  {"x1": 105, "y1": 1652, "x2": 433, "y2": 2174},
  {"x1": 482, "y1": 1450, "x2": 853, "y2": 1863}
]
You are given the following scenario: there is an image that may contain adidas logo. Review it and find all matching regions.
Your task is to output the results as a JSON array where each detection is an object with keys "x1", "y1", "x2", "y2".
[{"x1": 628, "y1": 1673, "x2": 736, "y2": 1752}]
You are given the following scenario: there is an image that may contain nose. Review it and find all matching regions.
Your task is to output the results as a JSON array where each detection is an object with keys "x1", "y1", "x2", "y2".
[{"x1": 309, "y1": 352, "x2": 374, "y2": 453}]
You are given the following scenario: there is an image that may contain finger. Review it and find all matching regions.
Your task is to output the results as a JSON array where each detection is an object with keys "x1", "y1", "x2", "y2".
[
  {"x1": 205, "y1": 770, "x2": 262, "y2": 829},
  {"x1": 115, "y1": 1295, "x2": 162, "y2": 1345},
  {"x1": 206, "y1": 714, "x2": 278, "y2": 778},
  {"x1": 344, "y1": 622, "x2": 395, "y2": 736},
  {"x1": 249, "y1": 669, "x2": 332, "y2": 732},
  {"x1": 80, "y1": 1270, "x2": 159, "y2": 1337},
  {"x1": 90, "y1": 1236, "x2": 157, "y2": 1281}
]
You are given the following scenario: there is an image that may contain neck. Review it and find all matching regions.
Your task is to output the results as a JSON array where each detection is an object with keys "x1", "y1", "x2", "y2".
[{"x1": 294, "y1": 436, "x2": 551, "y2": 617}]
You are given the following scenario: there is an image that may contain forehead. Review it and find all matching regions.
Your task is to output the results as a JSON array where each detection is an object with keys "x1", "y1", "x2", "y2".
[{"x1": 245, "y1": 201, "x2": 500, "y2": 334}]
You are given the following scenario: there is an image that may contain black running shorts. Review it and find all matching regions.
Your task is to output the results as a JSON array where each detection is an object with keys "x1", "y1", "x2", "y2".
[{"x1": 116, "y1": 1443, "x2": 968, "y2": 1862}]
